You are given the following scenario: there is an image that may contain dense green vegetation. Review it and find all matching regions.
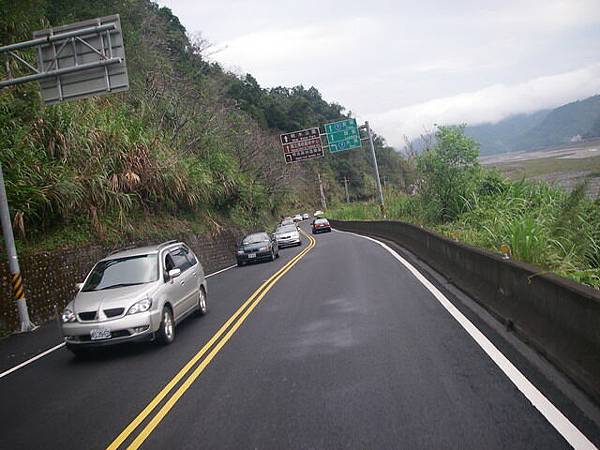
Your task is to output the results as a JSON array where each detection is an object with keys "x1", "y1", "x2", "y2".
[
  {"x1": 0, "y1": 0, "x2": 407, "y2": 252},
  {"x1": 331, "y1": 126, "x2": 600, "y2": 288}
]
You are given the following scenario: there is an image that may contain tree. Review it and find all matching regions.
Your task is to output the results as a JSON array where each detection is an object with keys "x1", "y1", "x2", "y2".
[{"x1": 416, "y1": 125, "x2": 480, "y2": 222}]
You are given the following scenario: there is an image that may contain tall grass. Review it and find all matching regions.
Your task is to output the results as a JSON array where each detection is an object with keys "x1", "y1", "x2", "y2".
[{"x1": 329, "y1": 178, "x2": 600, "y2": 289}]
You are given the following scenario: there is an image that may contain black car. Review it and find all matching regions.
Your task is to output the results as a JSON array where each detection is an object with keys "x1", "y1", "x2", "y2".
[{"x1": 236, "y1": 232, "x2": 279, "y2": 266}]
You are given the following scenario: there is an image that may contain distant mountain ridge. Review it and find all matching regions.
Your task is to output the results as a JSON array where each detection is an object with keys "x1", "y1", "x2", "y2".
[{"x1": 463, "y1": 95, "x2": 600, "y2": 156}]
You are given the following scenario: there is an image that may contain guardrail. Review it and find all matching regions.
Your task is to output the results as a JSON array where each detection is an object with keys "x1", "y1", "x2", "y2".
[{"x1": 331, "y1": 220, "x2": 600, "y2": 405}]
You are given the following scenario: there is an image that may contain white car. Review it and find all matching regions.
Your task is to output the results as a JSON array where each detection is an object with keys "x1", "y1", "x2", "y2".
[
  {"x1": 302, "y1": 213, "x2": 309, "y2": 220},
  {"x1": 293, "y1": 214, "x2": 303, "y2": 222},
  {"x1": 314, "y1": 210, "x2": 324, "y2": 217},
  {"x1": 274, "y1": 225, "x2": 302, "y2": 247}
]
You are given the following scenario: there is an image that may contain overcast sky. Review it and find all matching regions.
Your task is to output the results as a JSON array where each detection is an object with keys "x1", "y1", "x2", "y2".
[{"x1": 158, "y1": 0, "x2": 600, "y2": 147}]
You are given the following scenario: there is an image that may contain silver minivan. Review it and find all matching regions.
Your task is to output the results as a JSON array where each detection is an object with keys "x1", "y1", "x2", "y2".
[{"x1": 61, "y1": 240, "x2": 207, "y2": 354}]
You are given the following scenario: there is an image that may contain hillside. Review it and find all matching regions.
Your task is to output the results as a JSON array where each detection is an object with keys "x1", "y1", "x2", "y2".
[
  {"x1": 464, "y1": 110, "x2": 549, "y2": 156},
  {"x1": 463, "y1": 95, "x2": 600, "y2": 156},
  {"x1": 0, "y1": 0, "x2": 406, "y2": 251}
]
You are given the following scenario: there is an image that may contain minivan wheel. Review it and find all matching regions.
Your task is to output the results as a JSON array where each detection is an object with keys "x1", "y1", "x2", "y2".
[
  {"x1": 157, "y1": 306, "x2": 175, "y2": 345},
  {"x1": 196, "y1": 287, "x2": 208, "y2": 316}
]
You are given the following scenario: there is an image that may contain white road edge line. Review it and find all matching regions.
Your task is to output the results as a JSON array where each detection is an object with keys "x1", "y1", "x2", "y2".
[
  {"x1": 340, "y1": 229, "x2": 596, "y2": 450},
  {"x1": 0, "y1": 342, "x2": 66, "y2": 380},
  {"x1": 0, "y1": 263, "x2": 238, "y2": 382},
  {"x1": 205, "y1": 264, "x2": 237, "y2": 279}
]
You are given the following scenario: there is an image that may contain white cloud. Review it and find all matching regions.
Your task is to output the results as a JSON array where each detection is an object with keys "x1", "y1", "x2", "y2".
[
  {"x1": 368, "y1": 63, "x2": 600, "y2": 146},
  {"x1": 158, "y1": 0, "x2": 600, "y2": 149}
]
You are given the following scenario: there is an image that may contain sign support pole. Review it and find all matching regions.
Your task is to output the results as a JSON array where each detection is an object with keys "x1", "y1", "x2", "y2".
[
  {"x1": 365, "y1": 121, "x2": 385, "y2": 217},
  {"x1": 0, "y1": 163, "x2": 36, "y2": 332}
]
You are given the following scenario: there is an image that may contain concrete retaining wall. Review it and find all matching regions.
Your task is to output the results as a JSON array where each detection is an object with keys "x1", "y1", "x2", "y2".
[
  {"x1": 0, "y1": 228, "x2": 243, "y2": 335},
  {"x1": 331, "y1": 220, "x2": 600, "y2": 404}
]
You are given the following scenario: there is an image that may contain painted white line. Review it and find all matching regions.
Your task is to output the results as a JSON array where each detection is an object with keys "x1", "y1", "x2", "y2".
[
  {"x1": 342, "y1": 230, "x2": 596, "y2": 450},
  {"x1": 205, "y1": 264, "x2": 237, "y2": 279},
  {"x1": 0, "y1": 342, "x2": 66, "y2": 380}
]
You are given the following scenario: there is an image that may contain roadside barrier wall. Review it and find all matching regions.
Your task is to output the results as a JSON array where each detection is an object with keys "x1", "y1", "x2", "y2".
[
  {"x1": 331, "y1": 220, "x2": 600, "y2": 404},
  {"x1": 0, "y1": 229, "x2": 243, "y2": 335}
]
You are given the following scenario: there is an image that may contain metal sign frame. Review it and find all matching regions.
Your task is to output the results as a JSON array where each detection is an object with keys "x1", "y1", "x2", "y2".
[{"x1": 1, "y1": 14, "x2": 129, "y2": 104}]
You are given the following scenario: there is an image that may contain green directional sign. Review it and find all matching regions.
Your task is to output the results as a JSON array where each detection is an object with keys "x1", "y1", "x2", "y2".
[{"x1": 324, "y1": 118, "x2": 362, "y2": 153}]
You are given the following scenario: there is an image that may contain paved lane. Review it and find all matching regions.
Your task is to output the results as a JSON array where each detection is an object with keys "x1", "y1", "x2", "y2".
[
  {"x1": 133, "y1": 228, "x2": 594, "y2": 449},
  {"x1": 0, "y1": 235, "x2": 309, "y2": 450},
  {"x1": 1, "y1": 225, "x2": 598, "y2": 449}
]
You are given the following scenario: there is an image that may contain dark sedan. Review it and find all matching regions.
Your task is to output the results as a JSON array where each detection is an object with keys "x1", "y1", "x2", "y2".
[{"x1": 236, "y1": 232, "x2": 279, "y2": 266}]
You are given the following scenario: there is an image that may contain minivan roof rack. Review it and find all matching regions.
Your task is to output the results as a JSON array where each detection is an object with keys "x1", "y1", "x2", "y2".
[
  {"x1": 109, "y1": 244, "x2": 138, "y2": 255},
  {"x1": 157, "y1": 239, "x2": 179, "y2": 249}
]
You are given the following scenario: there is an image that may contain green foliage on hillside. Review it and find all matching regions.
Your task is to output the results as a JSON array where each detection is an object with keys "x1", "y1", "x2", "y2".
[
  {"x1": 225, "y1": 76, "x2": 409, "y2": 205},
  {"x1": 0, "y1": 0, "x2": 409, "y2": 251},
  {"x1": 331, "y1": 125, "x2": 600, "y2": 288},
  {"x1": 0, "y1": 0, "x2": 315, "y2": 248}
]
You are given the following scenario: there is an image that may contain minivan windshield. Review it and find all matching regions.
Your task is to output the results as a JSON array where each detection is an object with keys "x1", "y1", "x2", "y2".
[
  {"x1": 242, "y1": 233, "x2": 269, "y2": 245},
  {"x1": 82, "y1": 255, "x2": 158, "y2": 292}
]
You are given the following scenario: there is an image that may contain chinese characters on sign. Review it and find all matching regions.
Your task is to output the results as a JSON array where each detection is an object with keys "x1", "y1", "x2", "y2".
[
  {"x1": 280, "y1": 127, "x2": 324, "y2": 163},
  {"x1": 324, "y1": 118, "x2": 362, "y2": 153}
]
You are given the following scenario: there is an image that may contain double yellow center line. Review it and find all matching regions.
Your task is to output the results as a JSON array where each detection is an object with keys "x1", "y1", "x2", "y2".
[{"x1": 107, "y1": 230, "x2": 316, "y2": 450}]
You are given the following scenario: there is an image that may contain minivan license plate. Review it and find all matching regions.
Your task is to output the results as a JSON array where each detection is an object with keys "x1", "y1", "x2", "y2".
[
  {"x1": 248, "y1": 253, "x2": 256, "y2": 258},
  {"x1": 90, "y1": 328, "x2": 111, "y2": 340}
]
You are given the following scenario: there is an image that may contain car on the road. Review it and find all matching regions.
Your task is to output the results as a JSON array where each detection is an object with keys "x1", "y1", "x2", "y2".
[
  {"x1": 313, "y1": 210, "x2": 324, "y2": 217},
  {"x1": 237, "y1": 232, "x2": 279, "y2": 266},
  {"x1": 280, "y1": 217, "x2": 295, "y2": 226},
  {"x1": 293, "y1": 214, "x2": 303, "y2": 222},
  {"x1": 312, "y1": 218, "x2": 332, "y2": 234},
  {"x1": 302, "y1": 213, "x2": 309, "y2": 220},
  {"x1": 274, "y1": 224, "x2": 302, "y2": 248},
  {"x1": 61, "y1": 240, "x2": 207, "y2": 354}
]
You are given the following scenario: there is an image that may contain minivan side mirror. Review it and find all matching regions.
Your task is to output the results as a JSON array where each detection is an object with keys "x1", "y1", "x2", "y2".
[
  {"x1": 75, "y1": 282, "x2": 84, "y2": 291},
  {"x1": 168, "y1": 268, "x2": 181, "y2": 280}
]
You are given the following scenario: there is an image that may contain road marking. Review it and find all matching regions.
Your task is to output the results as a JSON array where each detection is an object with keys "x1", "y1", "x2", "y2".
[
  {"x1": 0, "y1": 262, "x2": 239, "y2": 382},
  {"x1": 342, "y1": 230, "x2": 596, "y2": 450},
  {"x1": 107, "y1": 231, "x2": 316, "y2": 450},
  {"x1": 205, "y1": 264, "x2": 237, "y2": 279},
  {"x1": 0, "y1": 342, "x2": 65, "y2": 380}
]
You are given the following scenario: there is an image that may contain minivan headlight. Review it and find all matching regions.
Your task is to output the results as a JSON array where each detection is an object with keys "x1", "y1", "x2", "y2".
[
  {"x1": 127, "y1": 298, "x2": 152, "y2": 315},
  {"x1": 61, "y1": 308, "x2": 76, "y2": 323}
]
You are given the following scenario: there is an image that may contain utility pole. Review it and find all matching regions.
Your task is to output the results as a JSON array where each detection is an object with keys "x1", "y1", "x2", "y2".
[
  {"x1": 317, "y1": 171, "x2": 327, "y2": 210},
  {"x1": 0, "y1": 165, "x2": 36, "y2": 331},
  {"x1": 343, "y1": 177, "x2": 350, "y2": 203},
  {"x1": 365, "y1": 121, "x2": 385, "y2": 217}
]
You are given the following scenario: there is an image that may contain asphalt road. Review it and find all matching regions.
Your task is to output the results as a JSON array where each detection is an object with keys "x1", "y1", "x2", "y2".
[{"x1": 0, "y1": 224, "x2": 598, "y2": 449}]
